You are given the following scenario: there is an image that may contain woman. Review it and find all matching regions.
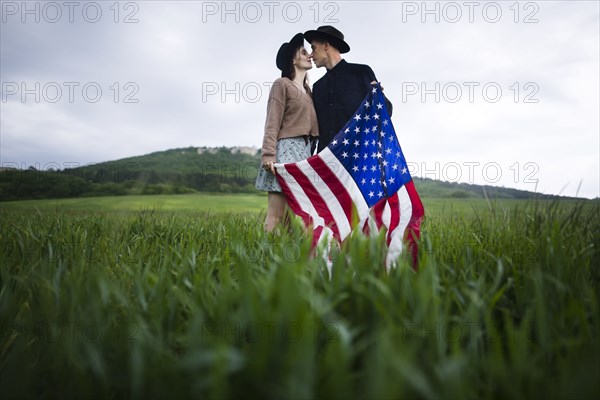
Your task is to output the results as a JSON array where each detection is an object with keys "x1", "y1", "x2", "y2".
[{"x1": 255, "y1": 32, "x2": 319, "y2": 232}]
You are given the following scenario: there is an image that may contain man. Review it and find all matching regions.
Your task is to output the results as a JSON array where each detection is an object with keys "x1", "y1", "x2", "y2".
[{"x1": 304, "y1": 25, "x2": 393, "y2": 152}]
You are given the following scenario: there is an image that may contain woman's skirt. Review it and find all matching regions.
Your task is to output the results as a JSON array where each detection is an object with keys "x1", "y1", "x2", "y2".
[{"x1": 255, "y1": 136, "x2": 311, "y2": 192}]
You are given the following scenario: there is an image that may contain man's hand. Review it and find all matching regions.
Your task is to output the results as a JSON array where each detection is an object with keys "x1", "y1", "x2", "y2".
[{"x1": 371, "y1": 80, "x2": 385, "y2": 91}]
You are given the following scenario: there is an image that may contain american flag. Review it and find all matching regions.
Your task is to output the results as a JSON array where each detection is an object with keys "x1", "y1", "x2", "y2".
[{"x1": 275, "y1": 84, "x2": 424, "y2": 269}]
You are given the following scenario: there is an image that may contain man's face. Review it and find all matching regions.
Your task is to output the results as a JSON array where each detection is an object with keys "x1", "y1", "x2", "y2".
[{"x1": 309, "y1": 41, "x2": 327, "y2": 68}]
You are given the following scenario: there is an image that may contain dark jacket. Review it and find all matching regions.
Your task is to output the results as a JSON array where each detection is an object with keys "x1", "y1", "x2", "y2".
[{"x1": 313, "y1": 59, "x2": 393, "y2": 152}]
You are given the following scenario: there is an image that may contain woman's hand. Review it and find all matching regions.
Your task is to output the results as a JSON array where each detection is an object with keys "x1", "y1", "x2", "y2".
[{"x1": 262, "y1": 161, "x2": 275, "y2": 174}]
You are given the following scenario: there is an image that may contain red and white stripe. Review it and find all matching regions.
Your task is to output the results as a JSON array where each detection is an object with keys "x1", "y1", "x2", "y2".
[{"x1": 276, "y1": 148, "x2": 424, "y2": 268}]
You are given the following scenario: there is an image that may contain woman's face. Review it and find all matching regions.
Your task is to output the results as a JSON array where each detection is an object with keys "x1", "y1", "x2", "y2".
[{"x1": 293, "y1": 47, "x2": 313, "y2": 71}]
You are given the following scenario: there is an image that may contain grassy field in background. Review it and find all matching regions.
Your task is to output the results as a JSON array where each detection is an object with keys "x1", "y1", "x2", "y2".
[
  {"x1": 1, "y1": 193, "x2": 594, "y2": 215},
  {"x1": 1, "y1": 196, "x2": 599, "y2": 399},
  {"x1": 0, "y1": 193, "x2": 268, "y2": 213}
]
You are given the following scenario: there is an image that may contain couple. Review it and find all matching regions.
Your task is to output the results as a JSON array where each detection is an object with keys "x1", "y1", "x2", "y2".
[{"x1": 256, "y1": 26, "x2": 393, "y2": 232}]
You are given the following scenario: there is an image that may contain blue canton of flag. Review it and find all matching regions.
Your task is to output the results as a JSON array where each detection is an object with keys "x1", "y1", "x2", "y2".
[{"x1": 328, "y1": 85, "x2": 412, "y2": 207}]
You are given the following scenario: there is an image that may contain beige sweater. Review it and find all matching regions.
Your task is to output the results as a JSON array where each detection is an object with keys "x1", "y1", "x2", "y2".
[{"x1": 260, "y1": 77, "x2": 319, "y2": 164}]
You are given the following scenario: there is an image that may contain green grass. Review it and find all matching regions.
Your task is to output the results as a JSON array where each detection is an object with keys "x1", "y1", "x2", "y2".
[
  {"x1": 2, "y1": 193, "x2": 593, "y2": 215},
  {"x1": 0, "y1": 193, "x2": 268, "y2": 213},
  {"x1": 0, "y1": 198, "x2": 598, "y2": 399}
]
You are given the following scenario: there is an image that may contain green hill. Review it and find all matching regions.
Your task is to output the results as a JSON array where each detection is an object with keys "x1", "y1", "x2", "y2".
[{"x1": 0, "y1": 146, "x2": 582, "y2": 201}]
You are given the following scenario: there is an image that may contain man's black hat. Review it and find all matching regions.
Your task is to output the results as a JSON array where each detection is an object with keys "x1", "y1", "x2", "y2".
[{"x1": 304, "y1": 25, "x2": 350, "y2": 54}]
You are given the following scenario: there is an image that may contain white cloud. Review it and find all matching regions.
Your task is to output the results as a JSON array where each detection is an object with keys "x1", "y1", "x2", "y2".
[{"x1": 1, "y1": 1, "x2": 598, "y2": 198}]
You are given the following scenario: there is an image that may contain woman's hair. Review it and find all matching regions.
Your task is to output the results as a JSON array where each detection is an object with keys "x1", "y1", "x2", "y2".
[{"x1": 281, "y1": 46, "x2": 311, "y2": 94}]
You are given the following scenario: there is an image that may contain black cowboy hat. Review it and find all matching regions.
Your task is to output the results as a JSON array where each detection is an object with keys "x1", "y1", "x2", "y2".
[
  {"x1": 303, "y1": 25, "x2": 350, "y2": 54},
  {"x1": 276, "y1": 32, "x2": 305, "y2": 71}
]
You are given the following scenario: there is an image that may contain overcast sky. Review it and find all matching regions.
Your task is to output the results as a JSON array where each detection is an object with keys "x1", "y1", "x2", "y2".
[{"x1": 1, "y1": 1, "x2": 598, "y2": 198}]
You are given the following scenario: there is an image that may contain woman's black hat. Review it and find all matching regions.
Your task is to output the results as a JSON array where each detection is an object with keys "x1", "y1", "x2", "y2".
[{"x1": 276, "y1": 33, "x2": 305, "y2": 71}]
